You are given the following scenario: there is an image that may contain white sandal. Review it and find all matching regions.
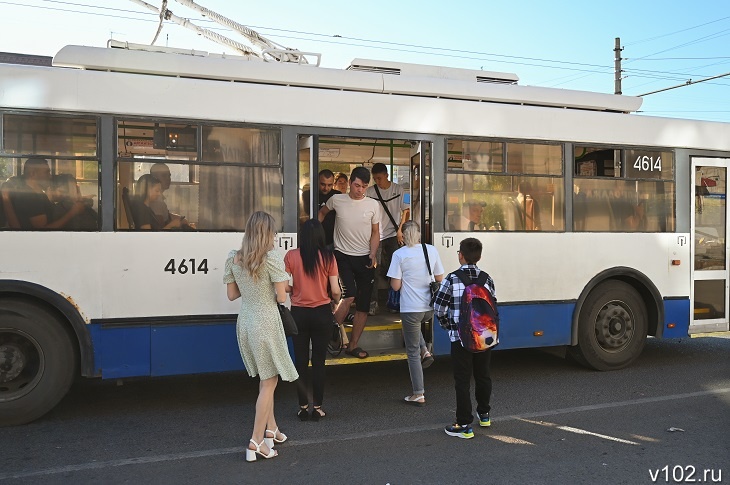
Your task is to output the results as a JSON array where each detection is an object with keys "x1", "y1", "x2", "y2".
[
  {"x1": 246, "y1": 439, "x2": 277, "y2": 462},
  {"x1": 404, "y1": 395, "x2": 426, "y2": 407},
  {"x1": 265, "y1": 427, "x2": 287, "y2": 449}
]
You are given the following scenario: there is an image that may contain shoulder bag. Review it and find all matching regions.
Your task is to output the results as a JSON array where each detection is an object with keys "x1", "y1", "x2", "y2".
[
  {"x1": 278, "y1": 304, "x2": 298, "y2": 336},
  {"x1": 422, "y1": 243, "x2": 440, "y2": 305}
]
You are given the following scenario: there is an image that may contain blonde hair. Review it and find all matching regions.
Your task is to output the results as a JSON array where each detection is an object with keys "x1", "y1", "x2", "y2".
[
  {"x1": 239, "y1": 211, "x2": 276, "y2": 280},
  {"x1": 402, "y1": 220, "x2": 421, "y2": 247}
]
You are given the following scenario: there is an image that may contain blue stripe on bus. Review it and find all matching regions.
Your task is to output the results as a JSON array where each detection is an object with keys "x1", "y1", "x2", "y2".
[
  {"x1": 662, "y1": 297, "x2": 690, "y2": 338},
  {"x1": 89, "y1": 297, "x2": 690, "y2": 378},
  {"x1": 432, "y1": 301, "x2": 575, "y2": 355}
]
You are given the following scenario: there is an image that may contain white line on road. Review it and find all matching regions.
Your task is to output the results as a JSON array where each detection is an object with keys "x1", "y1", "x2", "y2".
[{"x1": 1, "y1": 387, "x2": 728, "y2": 481}]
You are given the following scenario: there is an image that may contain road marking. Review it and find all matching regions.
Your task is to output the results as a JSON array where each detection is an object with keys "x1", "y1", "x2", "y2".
[
  {"x1": 1, "y1": 387, "x2": 728, "y2": 481},
  {"x1": 556, "y1": 425, "x2": 638, "y2": 445},
  {"x1": 517, "y1": 418, "x2": 639, "y2": 445}
]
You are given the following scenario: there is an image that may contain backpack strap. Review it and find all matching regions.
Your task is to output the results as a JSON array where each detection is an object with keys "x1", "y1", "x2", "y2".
[
  {"x1": 453, "y1": 269, "x2": 488, "y2": 289},
  {"x1": 452, "y1": 269, "x2": 472, "y2": 286},
  {"x1": 475, "y1": 272, "x2": 489, "y2": 287}
]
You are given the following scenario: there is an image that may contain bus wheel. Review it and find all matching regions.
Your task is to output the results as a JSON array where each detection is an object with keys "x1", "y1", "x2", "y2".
[
  {"x1": 570, "y1": 280, "x2": 648, "y2": 371},
  {"x1": 0, "y1": 300, "x2": 77, "y2": 426}
]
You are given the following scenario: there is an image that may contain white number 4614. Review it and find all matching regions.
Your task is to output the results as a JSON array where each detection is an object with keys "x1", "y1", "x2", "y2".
[{"x1": 634, "y1": 155, "x2": 662, "y2": 172}]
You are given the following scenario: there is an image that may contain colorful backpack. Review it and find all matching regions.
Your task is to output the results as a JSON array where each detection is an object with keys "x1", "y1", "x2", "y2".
[{"x1": 453, "y1": 270, "x2": 499, "y2": 352}]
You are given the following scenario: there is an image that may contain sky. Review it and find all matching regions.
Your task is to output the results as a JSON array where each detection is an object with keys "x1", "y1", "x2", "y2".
[{"x1": 0, "y1": 0, "x2": 729, "y2": 122}]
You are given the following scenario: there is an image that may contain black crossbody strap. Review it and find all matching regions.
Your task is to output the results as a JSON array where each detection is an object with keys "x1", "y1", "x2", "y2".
[
  {"x1": 422, "y1": 243, "x2": 434, "y2": 281},
  {"x1": 374, "y1": 184, "x2": 399, "y2": 232}
]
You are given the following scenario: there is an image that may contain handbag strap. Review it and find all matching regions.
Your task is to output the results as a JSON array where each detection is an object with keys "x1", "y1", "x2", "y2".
[
  {"x1": 374, "y1": 184, "x2": 399, "y2": 234},
  {"x1": 421, "y1": 243, "x2": 435, "y2": 282}
]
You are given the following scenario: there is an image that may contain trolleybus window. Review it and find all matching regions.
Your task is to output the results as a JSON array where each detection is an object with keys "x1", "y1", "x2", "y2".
[
  {"x1": 1, "y1": 113, "x2": 99, "y2": 231},
  {"x1": 573, "y1": 146, "x2": 675, "y2": 232},
  {"x1": 446, "y1": 139, "x2": 564, "y2": 232},
  {"x1": 116, "y1": 120, "x2": 282, "y2": 231}
]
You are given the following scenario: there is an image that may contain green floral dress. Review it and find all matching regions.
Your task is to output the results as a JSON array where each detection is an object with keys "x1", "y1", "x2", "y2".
[{"x1": 223, "y1": 249, "x2": 298, "y2": 382}]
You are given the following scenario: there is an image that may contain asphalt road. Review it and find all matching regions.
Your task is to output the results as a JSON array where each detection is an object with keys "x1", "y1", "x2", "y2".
[{"x1": 1, "y1": 335, "x2": 728, "y2": 484}]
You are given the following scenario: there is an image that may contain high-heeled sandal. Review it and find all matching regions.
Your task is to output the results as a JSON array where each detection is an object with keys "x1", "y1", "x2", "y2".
[
  {"x1": 245, "y1": 439, "x2": 277, "y2": 462},
  {"x1": 297, "y1": 405, "x2": 309, "y2": 422},
  {"x1": 265, "y1": 427, "x2": 287, "y2": 447},
  {"x1": 310, "y1": 406, "x2": 326, "y2": 422}
]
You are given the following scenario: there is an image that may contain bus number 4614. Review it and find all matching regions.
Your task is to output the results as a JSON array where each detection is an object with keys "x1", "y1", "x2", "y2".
[
  {"x1": 165, "y1": 258, "x2": 209, "y2": 275},
  {"x1": 634, "y1": 155, "x2": 661, "y2": 172}
]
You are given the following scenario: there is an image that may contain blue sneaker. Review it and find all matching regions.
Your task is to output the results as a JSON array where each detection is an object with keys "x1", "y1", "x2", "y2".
[
  {"x1": 444, "y1": 423, "x2": 474, "y2": 439},
  {"x1": 478, "y1": 412, "x2": 491, "y2": 427}
]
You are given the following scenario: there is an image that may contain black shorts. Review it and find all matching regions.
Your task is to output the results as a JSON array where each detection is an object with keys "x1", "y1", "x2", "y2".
[{"x1": 334, "y1": 250, "x2": 375, "y2": 313}]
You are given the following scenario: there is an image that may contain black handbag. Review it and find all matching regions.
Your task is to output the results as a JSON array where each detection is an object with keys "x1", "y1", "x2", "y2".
[{"x1": 278, "y1": 304, "x2": 298, "y2": 336}]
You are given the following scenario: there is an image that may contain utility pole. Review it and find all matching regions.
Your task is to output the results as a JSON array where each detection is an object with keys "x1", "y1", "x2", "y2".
[{"x1": 614, "y1": 37, "x2": 622, "y2": 95}]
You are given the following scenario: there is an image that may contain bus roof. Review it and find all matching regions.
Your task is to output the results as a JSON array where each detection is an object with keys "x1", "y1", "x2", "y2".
[{"x1": 52, "y1": 44, "x2": 643, "y2": 114}]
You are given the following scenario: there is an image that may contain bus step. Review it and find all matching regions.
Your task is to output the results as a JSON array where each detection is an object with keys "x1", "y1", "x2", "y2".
[{"x1": 325, "y1": 350, "x2": 407, "y2": 365}]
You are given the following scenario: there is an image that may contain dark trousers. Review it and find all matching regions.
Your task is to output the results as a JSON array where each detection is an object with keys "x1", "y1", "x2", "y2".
[
  {"x1": 291, "y1": 304, "x2": 332, "y2": 407},
  {"x1": 451, "y1": 341, "x2": 492, "y2": 425}
]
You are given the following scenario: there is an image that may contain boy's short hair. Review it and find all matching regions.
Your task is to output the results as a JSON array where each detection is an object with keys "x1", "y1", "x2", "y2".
[
  {"x1": 371, "y1": 162, "x2": 388, "y2": 175},
  {"x1": 350, "y1": 166, "x2": 371, "y2": 185},
  {"x1": 459, "y1": 237, "x2": 482, "y2": 264}
]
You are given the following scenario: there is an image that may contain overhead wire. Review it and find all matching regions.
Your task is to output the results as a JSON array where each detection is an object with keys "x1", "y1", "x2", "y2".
[{"x1": 6, "y1": 0, "x2": 730, "y2": 97}]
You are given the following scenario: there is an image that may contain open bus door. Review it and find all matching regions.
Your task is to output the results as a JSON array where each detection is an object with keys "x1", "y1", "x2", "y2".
[
  {"x1": 691, "y1": 157, "x2": 730, "y2": 333},
  {"x1": 410, "y1": 141, "x2": 434, "y2": 346},
  {"x1": 409, "y1": 141, "x2": 432, "y2": 244}
]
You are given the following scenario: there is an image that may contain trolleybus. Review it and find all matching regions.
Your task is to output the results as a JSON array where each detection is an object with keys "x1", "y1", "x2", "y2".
[{"x1": 1, "y1": 43, "x2": 729, "y2": 425}]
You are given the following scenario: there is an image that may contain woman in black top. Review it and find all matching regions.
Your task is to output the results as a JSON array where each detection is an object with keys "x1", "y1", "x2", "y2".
[{"x1": 130, "y1": 174, "x2": 164, "y2": 230}]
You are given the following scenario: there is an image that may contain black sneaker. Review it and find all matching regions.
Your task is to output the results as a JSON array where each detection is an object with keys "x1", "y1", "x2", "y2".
[
  {"x1": 478, "y1": 412, "x2": 491, "y2": 427},
  {"x1": 444, "y1": 423, "x2": 474, "y2": 439},
  {"x1": 344, "y1": 313, "x2": 355, "y2": 324}
]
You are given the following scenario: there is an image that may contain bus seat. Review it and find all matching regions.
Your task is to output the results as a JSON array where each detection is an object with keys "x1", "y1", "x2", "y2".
[{"x1": 121, "y1": 187, "x2": 135, "y2": 229}]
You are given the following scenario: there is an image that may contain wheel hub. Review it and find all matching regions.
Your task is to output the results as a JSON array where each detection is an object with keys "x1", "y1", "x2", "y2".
[
  {"x1": 0, "y1": 343, "x2": 26, "y2": 383},
  {"x1": 595, "y1": 301, "x2": 634, "y2": 352}
]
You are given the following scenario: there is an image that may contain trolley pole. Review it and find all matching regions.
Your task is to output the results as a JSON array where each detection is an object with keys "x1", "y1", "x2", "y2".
[{"x1": 614, "y1": 37, "x2": 622, "y2": 95}]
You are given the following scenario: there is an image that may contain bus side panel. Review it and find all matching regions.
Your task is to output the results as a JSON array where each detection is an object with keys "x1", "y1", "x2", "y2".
[
  {"x1": 498, "y1": 302, "x2": 574, "y2": 349},
  {"x1": 90, "y1": 324, "x2": 151, "y2": 379},
  {"x1": 150, "y1": 322, "x2": 243, "y2": 377},
  {"x1": 430, "y1": 302, "x2": 574, "y2": 356},
  {"x1": 662, "y1": 298, "x2": 691, "y2": 338}
]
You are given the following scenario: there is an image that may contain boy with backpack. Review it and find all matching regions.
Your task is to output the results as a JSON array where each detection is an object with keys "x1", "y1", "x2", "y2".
[{"x1": 433, "y1": 237, "x2": 499, "y2": 439}]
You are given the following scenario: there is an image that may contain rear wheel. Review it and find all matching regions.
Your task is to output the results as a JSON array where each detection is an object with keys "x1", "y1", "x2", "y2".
[
  {"x1": 0, "y1": 299, "x2": 77, "y2": 426},
  {"x1": 569, "y1": 280, "x2": 648, "y2": 371}
]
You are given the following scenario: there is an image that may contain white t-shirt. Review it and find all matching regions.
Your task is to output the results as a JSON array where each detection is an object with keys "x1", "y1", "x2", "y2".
[
  {"x1": 387, "y1": 244, "x2": 445, "y2": 313},
  {"x1": 366, "y1": 182, "x2": 408, "y2": 240},
  {"x1": 325, "y1": 194, "x2": 381, "y2": 256}
]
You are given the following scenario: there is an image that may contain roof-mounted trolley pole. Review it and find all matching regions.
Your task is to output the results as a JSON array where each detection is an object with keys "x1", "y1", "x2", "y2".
[
  {"x1": 127, "y1": 0, "x2": 321, "y2": 65},
  {"x1": 127, "y1": 0, "x2": 260, "y2": 58},
  {"x1": 172, "y1": 0, "x2": 319, "y2": 65}
]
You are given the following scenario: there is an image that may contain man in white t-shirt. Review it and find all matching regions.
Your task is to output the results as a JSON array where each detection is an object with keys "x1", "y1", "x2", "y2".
[
  {"x1": 319, "y1": 167, "x2": 380, "y2": 359},
  {"x1": 366, "y1": 163, "x2": 409, "y2": 314}
]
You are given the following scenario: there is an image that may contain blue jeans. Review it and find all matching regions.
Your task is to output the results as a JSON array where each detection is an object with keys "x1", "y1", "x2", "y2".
[{"x1": 401, "y1": 311, "x2": 432, "y2": 394}]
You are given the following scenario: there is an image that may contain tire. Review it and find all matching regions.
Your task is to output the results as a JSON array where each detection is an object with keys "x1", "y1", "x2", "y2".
[
  {"x1": 569, "y1": 280, "x2": 648, "y2": 371},
  {"x1": 0, "y1": 299, "x2": 77, "y2": 426}
]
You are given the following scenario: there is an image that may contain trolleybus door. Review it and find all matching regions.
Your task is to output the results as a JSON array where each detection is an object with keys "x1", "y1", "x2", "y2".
[
  {"x1": 691, "y1": 157, "x2": 730, "y2": 333},
  {"x1": 410, "y1": 141, "x2": 432, "y2": 244}
]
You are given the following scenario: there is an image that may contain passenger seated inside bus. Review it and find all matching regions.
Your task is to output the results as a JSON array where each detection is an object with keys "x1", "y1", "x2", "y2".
[
  {"x1": 48, "y1": 174, "x2": 98, "y2": 231},
  {"x1": 130, "y1": 174, "x2": 166, "y2": 231},
  {"x1": 456, "y1": 200, "x2": 486, "y2": 231},
  {"x1": 149, "y1": 163, "x2": 194, "y2": 230},
  {"x1": 9, "y1": 157, "x2": 87, "y2": 230}
]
